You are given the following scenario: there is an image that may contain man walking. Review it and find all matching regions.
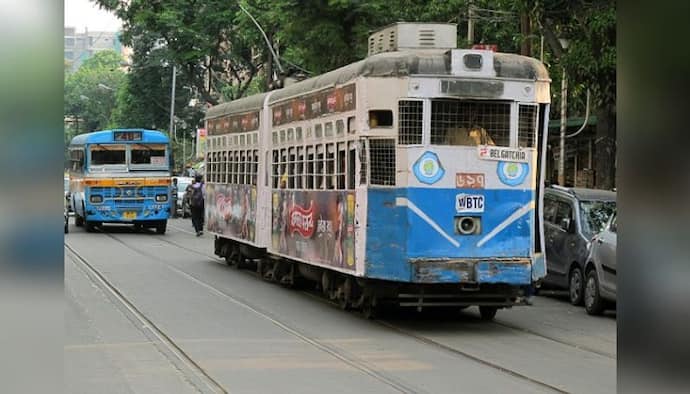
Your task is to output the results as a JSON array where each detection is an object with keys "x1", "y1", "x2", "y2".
[
  {"x1": 190, "y1": 174, "x2": 205, "y2": 236},
  {"x1": 170, "y1": 177, "x2": 178, "y2": 218}
]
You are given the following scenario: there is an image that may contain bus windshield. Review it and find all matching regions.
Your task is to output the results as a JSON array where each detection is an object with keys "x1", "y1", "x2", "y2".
[
  {"x1": 90, "y1": 144, "x2": 126, "y2": 165},
  {"x1": 130, "y1": 144, "x2": 168, "y2": 169}
]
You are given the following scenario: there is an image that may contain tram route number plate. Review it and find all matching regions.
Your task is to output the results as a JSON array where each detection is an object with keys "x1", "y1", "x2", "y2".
[
  {"x1": 456, "y1": 173, "x2": 485, "y2": 189},
  {"x1": 122, "y1": 211, "x2": 137, "y2": 220},
  {"x1": 456, "y1": 194, "x2": 485, "y2": 213}
]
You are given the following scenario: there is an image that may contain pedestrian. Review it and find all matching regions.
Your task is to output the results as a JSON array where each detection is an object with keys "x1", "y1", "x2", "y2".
[
  {"x1": 190, "y1": 174, "x2": 205, "y2": 236},
  {"x1": 170, "y1": 177, "x2": 178, "y2": 218}
]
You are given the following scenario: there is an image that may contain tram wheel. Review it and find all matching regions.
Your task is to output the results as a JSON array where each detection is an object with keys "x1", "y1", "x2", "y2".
[
  {"x1": 479, "y1": 306, "x2": 498, "y2": 321},
  {"x1": 361, "y1": 296, "x2": 377, "y2": 320}
]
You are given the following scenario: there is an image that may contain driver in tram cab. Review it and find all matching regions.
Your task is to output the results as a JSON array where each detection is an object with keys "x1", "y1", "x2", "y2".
[{"x1": 445, "y1": 125, "x2": 496, "y2": 146}]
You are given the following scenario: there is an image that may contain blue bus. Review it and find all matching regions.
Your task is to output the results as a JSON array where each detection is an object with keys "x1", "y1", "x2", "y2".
[{"x1": 67, "y1": 129, "x2": 173, "y2": 234}]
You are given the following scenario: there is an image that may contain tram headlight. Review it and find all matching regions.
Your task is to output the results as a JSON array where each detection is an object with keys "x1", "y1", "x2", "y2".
[
  {"x1": 455, "y1": 216, "x2": 481, "y2": 235},
  {"x1": 89, "y1": 195, "x2": 103, "y2": 203},
  {"x1": 155, "y1": 194, "x2": 168, "y2": 202}
]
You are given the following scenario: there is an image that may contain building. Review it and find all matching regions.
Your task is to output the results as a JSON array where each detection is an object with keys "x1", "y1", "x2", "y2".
[{"x1": 64, "y1": 27, "x2": 128, "y2": 72}]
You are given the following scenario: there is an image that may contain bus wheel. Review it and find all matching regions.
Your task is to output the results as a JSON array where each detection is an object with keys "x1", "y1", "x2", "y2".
[
  {"x1": 85, "y1": 221, "x2": 97, "y2": 233},
  {"x1": 155, "y1": 221, "x2": 167, "y2": 235},
  {"x1": 479, "y1": 306, "x2": 498, "y2": 321},
  {"x1": 75, "y1": 214, "x2": 84, "y2": 227}
]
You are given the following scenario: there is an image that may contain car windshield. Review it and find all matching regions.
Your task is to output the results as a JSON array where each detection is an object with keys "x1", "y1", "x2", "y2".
[{"x1": 579, "y1": 200, "x2": 616, "y2": 238}]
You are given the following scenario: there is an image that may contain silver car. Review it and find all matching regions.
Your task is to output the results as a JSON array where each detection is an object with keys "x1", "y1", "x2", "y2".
[{"x1": 584, "y1": 213, "x2": 617, "y2": 315}]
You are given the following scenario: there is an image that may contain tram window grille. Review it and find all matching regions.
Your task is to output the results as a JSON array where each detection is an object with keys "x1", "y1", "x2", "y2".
[
  {"x1": 288, "y1": 149, "x2": 296, "y2": 189},
  {"x1": 233, "y1": 151, "x2": 240, "y2": 184},
  {"x1": 280, "y1": 149, "x2": 287, "y2": 187},
  {"x1": 369, "y1": 139, "x2": 396, "y2": 186},
  {"x1": 252, "y1": 150, "x2": 259, "y2": 185},
  {"x1": 272, "y1": 150, "x2": 279, "y2": 188},
  {"x1": 337, "y1": 145, "x2": 346, "y2": 189},
  {"x1": 398, "y1": 100, "x2": 423, "y2": 145},
  {"x1": 348, "y1": 143, "x2": 356, "y2": 189},
  {"x1": 306, "y1": 148, "x2": 315, "y2": 189},
  {"x1": 228, "y1": 153, "x2": 234, "y2": 184},
  {"x1": 359, "y1": 140, "x2": 367, "y2": 185},
  {"x1": 245, "y1": 149, "x2": 252, "y2": 185},
  {"x1": 430, "y1": 100, "x2": 511, "y2": 147},
  {"x1": 238, "y1": 151, "x2": 245, "y2": 185},
  {"x1": 518, "y1": 104, "x2": 538, "y2": 148},
  {"x1": 296, "y1": 147, "x2": 304, "y2": 189},
  {"x1": 315, "y1": 151, "x2": 324, "y2": 189},
  {"x1": 326, "y1": 144, "x2": 335, "y2": 190}
]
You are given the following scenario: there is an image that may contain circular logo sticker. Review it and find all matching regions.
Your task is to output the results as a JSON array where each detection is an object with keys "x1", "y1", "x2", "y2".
[
  {"x1": 497, "y1": 161, "x2": 529, "y2": 186},
  {"x1": 413, "y1": 151, "x2": 445, "y2": 184}
]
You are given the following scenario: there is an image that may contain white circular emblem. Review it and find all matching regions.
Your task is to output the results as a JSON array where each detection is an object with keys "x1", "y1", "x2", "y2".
[{"x1": 420, "y1": 158, "x2": 439, "y2": 177}]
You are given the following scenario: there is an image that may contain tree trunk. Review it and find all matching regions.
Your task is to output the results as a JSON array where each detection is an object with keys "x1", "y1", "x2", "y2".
[
  {"x1": 520, "y1": 12, "x2": 532, "y2": 57},
  {"x1": 595, "y1": 105, "x2": 616, "y2": 189}
]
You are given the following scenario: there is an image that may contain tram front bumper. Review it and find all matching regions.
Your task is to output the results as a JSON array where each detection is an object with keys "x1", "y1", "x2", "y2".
[{"x1": 411, "y1": 258, "x2": 532, "y2": 285}]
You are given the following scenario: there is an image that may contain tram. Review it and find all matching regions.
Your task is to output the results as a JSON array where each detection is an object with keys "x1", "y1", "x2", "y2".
[
  {"x1": 203, "y1": 23, "x2": 551, "y2": 319},
  {"x1": 68, "y1": 129, "x2": 173, "y2": 234}
]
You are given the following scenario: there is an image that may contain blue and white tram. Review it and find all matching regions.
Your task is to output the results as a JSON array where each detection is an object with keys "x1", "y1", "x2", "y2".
[{"x1": 204, "y1": 23, "x2": 550, "y2": 319}]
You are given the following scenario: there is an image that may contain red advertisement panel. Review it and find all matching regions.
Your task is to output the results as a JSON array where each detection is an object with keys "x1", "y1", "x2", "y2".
[
  {"x1": 272, "y1": 190, "x2": 355, "y2": 270},
  {"x1": 206, "y1": 184, "x2": 257, "y2": 243}
]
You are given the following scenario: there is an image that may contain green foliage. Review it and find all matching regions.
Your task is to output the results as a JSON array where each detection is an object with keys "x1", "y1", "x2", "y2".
[{"x1": 64, "y1": 50, "x2": 126, "y2": 135}]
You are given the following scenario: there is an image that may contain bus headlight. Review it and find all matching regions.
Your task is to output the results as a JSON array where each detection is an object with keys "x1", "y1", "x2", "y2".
[
  {"x1": 456, "y1": 217, "x2": 481, "y2": 235},
  {"x1": 90, "y1": 195, "x2": 103, "y2": 203},
  {"x1": 155, "y1": 194, "x2": 168, "y2": 202}
]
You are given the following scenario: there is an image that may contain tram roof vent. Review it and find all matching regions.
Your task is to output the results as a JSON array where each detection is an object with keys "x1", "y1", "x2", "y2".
[{"x1": 367, "y1": 22, "x2": 457, "y2": 56}]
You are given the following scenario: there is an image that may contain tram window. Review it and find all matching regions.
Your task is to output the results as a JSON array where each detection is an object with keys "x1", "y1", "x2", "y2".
[
  {"x1": 288, "y1": 147, "x2": 296, "y2": 189},
  {"x1": 315, "y1": 145, "x2": 324, "y2": 189},
  {"x1": 326, "y1": 144, "x2": 335, "y2": 190},
  {"x1": 239, "y1": 151, "x2": 246, "y2": 184},
  {"x1": 518, "y1": 104, "x2": 538, "y2": 148},
  {"x1": 347, "y1": 116, "x2": 356, "y2": 134},
  {"x1": 398, "y1": 100, "x2": 423, "y2": 145},
  {"x1": 306, "y1": 146, "x2": 315, "y2": 189},
  {"x1": 222, "y1": 151, "x2": 228, "y2": 183},
  {"x1": 336, "y1": 119, "x2": 345, "y2": 136},
  {"x1": 296, "y1": 127, "x2": 303, "y2": 141},
  {"x1": 240, "y1": 134, "x2": 246, "y2": 146},
  {"x1": 306, "y1": 126, "x2": 313, "y2": 140},
  {"x1": 369, "y1": 139, "x2": 396, "y2": 186},
  {"x1": 325, "y1": 122, "x2": 334, "y2": 137},
  {"x1": 337, "y1": 143, "x2": 346, "y2": 190},
  {"x1": 272, "y1": 131, "x2": 278, "y2": 145},
  {"x1": 253, "y1": 133, "x2": 258, "y2": 145},
  {"x1": 233, "y1": 151, "x2": 239, "y2": 184},
  {"x1": 252, "y1": 150, "x2": 259, "y2": 185},
  {"x1": 272, "y1": 150, "x2": 279, "y2": 188},
  {"x1": 315, "y1": 124, "x2": 323, "y2": 138},
  {"x1": 348, "y1": 143, "x2": 356, "y2": 190},
  {"x1": 430, "y1": 99, "x2": 510, "y2": 147},
  {"x1": 369, "y1": 110, "x2": 393, "y2": 128},
  {"x1": 296, "y1": 147, "x2": 304, "y2": 189},
  {"x1": 90, "y1": 145, "x2": 126, "y2": 165},
  {"x1": 280, "y1": 148, "x2": 287, "y2": 188},
  {"x1": 228, "y1": 152, "x2": 235, "y2": 184},
  {"x1": 280, "y1": 129, "x2": 286, "y2": 143},
  {"x1": 287, "y1": 128, "x2": 294, "y2": 142},
  {"x1": 359, "y1": 140, "x2": 367, "y2": 185}
]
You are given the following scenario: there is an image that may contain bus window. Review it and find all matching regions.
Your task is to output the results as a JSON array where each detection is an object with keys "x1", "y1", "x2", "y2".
[
  {"x1": 430, "y1": 100, "x2": 509, "y2": 147},
  {"x1": 90, "y1": 145, "x2": 125, "y2": 165}
]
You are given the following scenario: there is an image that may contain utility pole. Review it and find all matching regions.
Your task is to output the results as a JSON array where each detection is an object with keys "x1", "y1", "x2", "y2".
[
  {"x1": 467, "y1": 1, "x2": 475, "y2": 45},
  {"x1": 558, "y1": 68, "x2": 567, "y2": 186}
]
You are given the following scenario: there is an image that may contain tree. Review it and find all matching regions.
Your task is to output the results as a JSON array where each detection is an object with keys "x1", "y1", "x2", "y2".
[{"x1": 64, "y1": 50, "x2": 126, "y2": 135}]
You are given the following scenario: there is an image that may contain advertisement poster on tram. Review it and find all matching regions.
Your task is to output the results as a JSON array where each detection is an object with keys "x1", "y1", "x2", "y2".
[
  {"x1": 271, "y1": 190, "x2": 355, "y2": 270},
  {"x1": 196, "y1": 128, "x2": 207, "y2": 159},
  {"x1": 205, "y1": 184, "x2": 257, "y2": 243}
]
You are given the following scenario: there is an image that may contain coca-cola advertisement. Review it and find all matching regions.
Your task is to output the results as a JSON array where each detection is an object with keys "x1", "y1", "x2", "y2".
[
  {"x1": 205, "y1": 184, "x2": 257, "y2": 243},
  {"x1": 272, "y1": 190, "x2": 356, "y2": 270}
]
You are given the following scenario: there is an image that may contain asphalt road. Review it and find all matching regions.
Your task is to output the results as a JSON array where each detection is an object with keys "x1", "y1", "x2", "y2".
[{"x1": 65, "y1": 218, "x2": 616, "y2": 394}]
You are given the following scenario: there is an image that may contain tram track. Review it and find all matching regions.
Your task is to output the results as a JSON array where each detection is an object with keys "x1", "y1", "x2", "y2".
[
  {"x1": 134, "y1": 226, "x2": 575, "y2": 393},
  {"x1": 65, "y1": 243, "x2": 229, "y2": 394},
  {"x1": 69, "y1": 224, "x2": 606, "y2": 393},
  {"x1": 83, "y1": 229, "x2": 424, "y2": 394}
]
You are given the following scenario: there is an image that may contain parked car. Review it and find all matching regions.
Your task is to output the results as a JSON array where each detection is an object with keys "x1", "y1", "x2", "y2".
[
  {"x1": 64, "y1": 176, "x2": 72, "y2": 213},
  {"x1": 175, "y1": 176, "x2": 194, "y2": 217},
  {"x1": 542, "y1": 186, "x2": 616, "y2": 306},
  {"x1": 584, "y1": 213, "x2": 617, "y2": 314}
]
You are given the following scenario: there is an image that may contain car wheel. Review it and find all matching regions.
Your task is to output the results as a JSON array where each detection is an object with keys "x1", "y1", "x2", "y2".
[
  {"x1": 584, "y1": 270, "x2": 606, "y2": 315},
  {"x1": 569, "y1": 266, "x2": 584, "y2": 306},
  {"x1": 479, "y1": 306, "x2": 498, "y2": 321}
]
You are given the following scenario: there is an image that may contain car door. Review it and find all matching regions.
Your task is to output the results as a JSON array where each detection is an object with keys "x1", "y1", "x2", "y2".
[
  {"x1": 548, "y1": 198, "x2": 578, "y2": 284},
  {"x1": 597, "y1": 215, "x2": 617, "y2": 297},
  {"x1": 543, "y1": 195, "x2": 561, "y2": 281}
]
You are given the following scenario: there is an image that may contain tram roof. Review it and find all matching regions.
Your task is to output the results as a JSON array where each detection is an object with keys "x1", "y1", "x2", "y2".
[
  {"x1": 205, "y1": 49, "x2": 549, "y2": 120},
  {"x1": 69, "y1": 129, "x2": 169, "y2": 145}
]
